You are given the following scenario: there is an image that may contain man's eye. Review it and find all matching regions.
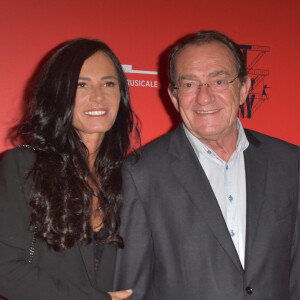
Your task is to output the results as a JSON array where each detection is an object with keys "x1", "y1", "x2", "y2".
[
  {"x1": 214, "y1": 79, "x2": 226, "y2": 86},
  {"x1": 104, "y1": 81, "x2": 116, "y2": 87},
  {"x1": 77, "y1": 82, "x2": 87, "y2": 88},
  {"x1": 183, "y1": 82, "x2": 194, "y2": 88}
]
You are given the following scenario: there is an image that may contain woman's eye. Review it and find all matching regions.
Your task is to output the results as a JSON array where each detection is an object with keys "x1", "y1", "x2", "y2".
[
  {"x1": 77, "y1": 82, "x2": 87, "y2": 88},
  {"x1": 104, "y1": 81, "x2": 116, "y2": 87}
]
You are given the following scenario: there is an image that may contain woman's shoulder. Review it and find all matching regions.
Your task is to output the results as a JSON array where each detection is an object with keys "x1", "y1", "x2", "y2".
[
  {"x1": 0, "y1": 145, "x2": 36, "y2": 175},
  {"x1": 4, "y1": 145, "x2": 36, "y2": 158},
  {"x1": 0, "y1": 146, "x2": 36, "y2": 242}
]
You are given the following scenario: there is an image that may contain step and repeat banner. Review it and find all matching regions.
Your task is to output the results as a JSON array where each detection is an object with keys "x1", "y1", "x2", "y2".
[{"x1": 0, "y1": 0, "x2": 299, "y2": 155}]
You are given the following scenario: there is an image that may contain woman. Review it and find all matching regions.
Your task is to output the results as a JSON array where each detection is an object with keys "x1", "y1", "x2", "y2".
[{"x1": 0, "y1": 39, "x2": 139, "y2": 299}]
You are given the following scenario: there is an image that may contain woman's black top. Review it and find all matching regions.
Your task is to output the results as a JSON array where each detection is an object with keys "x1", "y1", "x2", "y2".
[{"x1": 93, "y1": 228, "x2": 109, "y2": 271}]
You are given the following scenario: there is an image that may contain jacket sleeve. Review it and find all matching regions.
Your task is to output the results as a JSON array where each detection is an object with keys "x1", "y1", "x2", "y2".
[
  {"x1": 113, "y1": 164, "x2": 154, "y2": 299},
  {"x1": 0, "y1": 149, "x2": 111, "y2": 300},
  {"x1": 290, "y1": 147, "x2": 300, "y2": 299}
]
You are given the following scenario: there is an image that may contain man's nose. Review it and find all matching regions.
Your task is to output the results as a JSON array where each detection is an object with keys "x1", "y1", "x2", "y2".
[{"x1": 195, "y1": 84, "x2": 212, "y2": 105}]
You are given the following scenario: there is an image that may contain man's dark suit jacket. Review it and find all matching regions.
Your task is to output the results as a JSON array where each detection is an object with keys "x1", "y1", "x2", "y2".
[
  {"x1": 0, "y1": 147, "x2": 115, "y2": 300},
  {"x1": 114, "y1": 124, "x2": 300, "y2": 300}
]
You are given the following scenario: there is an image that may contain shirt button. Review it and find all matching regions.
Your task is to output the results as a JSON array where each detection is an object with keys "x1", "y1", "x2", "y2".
[
  {"x1": 225, "y1": 164, "x2": 229, "y2": 170},
  {"x1": 246, "y1": 286, "x2": 253, "y2": 295},
  {"x1": 207, "y1": 150, "x2": 212, "y2": 154}
]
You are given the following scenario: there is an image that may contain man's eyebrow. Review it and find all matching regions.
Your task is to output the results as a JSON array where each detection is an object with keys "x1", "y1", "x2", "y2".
[
  {"x1": 178, "y1": 74, "x2": 198, "y2": 81},
  {"x1": 177, "y1": 71, "x2": 231, "y2": 82},
  {"x1": 208, "y1": 70, "x2": 230, "y2": 77}
]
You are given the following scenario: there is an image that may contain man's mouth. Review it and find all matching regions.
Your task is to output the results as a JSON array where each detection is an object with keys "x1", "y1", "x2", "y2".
[{"x1": 196, "y1": 109, "x2": 219, "y2": 114}]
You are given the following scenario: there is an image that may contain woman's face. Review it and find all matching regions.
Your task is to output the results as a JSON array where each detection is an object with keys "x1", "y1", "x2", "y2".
[{"x1": 73, "y1": 51, "x2": 120, "y2": 146}]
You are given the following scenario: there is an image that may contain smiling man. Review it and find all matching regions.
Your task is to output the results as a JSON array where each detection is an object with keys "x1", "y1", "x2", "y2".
[{"x1": 114, "y1": 31, "x2": 300, "y2": 299}]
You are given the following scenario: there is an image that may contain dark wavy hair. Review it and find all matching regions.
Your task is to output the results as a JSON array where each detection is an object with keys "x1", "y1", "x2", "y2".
[
  {"x1": 168, "y1": 30, "x2": 248, "y2": 94},
  {"x1": 17, "y1": 38, "x2": 140, "y2": 251}
]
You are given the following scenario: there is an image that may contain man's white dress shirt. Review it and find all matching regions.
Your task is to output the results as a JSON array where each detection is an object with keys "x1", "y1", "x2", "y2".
[{"x1": 184, "y1": 120, "x2": 249, "y2": 268}]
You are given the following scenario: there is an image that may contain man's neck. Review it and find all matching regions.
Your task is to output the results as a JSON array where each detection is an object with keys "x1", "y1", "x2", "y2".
[{"x1": 199, "y1": 133, "x2": 238, "y2": 162}]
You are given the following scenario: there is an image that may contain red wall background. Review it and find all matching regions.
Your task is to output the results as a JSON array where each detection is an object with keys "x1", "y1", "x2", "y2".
[{"x1": 1, "y1": 0, "x2": 299, "y2": 154}]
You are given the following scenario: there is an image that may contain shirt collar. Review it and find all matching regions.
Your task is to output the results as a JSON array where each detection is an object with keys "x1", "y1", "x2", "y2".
[{"x1": 183, "y1": 119, "x2": 249, "y2": 159}]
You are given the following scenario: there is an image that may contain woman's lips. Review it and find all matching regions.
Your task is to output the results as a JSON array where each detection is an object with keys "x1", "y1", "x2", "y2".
[{"x1": 84, "y1": 110, "x2": 107, "y2": 116}]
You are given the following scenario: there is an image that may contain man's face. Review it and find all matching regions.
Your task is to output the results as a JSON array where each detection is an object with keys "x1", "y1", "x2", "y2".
[{"x1": 168, "y1": 42, "x2": 250, "y2": 144}]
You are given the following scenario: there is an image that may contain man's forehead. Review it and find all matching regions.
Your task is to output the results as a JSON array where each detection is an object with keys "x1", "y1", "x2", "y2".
[
  {"x1": 174, "y1": 42, "x2": 237, "y2": 76},
  {"x1": 178, "y1": 70, "x2": 231, "y2": 82}
]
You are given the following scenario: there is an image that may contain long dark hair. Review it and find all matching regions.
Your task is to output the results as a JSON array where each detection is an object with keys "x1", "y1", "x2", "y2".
[{"x1": 17, "y1": 38, "x2": 140, "y2": 251}]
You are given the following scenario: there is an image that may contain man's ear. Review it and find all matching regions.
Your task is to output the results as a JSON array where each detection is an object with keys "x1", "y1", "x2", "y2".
[
  {"x1": 239, "y1": 76, "x2": 251, "y2": 105},
  {"x1": 168, "y1": 86, "x2": 179, "y2": 112}
]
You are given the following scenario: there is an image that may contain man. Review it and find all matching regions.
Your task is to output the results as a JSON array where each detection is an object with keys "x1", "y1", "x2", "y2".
[{"x1": 114, "y1": 31, "x2": 300, "y2": 299}]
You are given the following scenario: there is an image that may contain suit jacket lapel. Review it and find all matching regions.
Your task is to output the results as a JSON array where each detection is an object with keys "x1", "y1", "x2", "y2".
[
  {"x1": 169, "y1": 125, "x2": 243, "y2": 272},
  {"x1": 96, "y1": 245, "x2": 116, "y2": 291},
  {"x1": 78, "y1": 242, "x2": 96, "y2": 287},
  {"x1": 244, "y1": 130, "x2": 268, "y2": 267}
]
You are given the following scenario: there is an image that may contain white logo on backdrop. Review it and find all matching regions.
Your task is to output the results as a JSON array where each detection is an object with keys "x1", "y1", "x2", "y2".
[{"x1": 122, "y1": 65, "x2": 159, "y2": 88}]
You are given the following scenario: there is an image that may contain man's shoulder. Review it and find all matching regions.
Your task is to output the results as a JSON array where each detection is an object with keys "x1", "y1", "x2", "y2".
[
  {"x1": 143, "y1": 131, "x2": 173, "y2": 154},
  {"x1": 245, "y1": 129, "x2": 299, "y2": 158},
  {"x1": 125, "y1": 128, "x2": 181, "y2": 170}
]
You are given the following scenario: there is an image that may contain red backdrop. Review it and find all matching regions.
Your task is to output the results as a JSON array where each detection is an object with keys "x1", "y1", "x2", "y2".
[{"x1": 1, "y1": 0, "x2": 299, "y2": 154}]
